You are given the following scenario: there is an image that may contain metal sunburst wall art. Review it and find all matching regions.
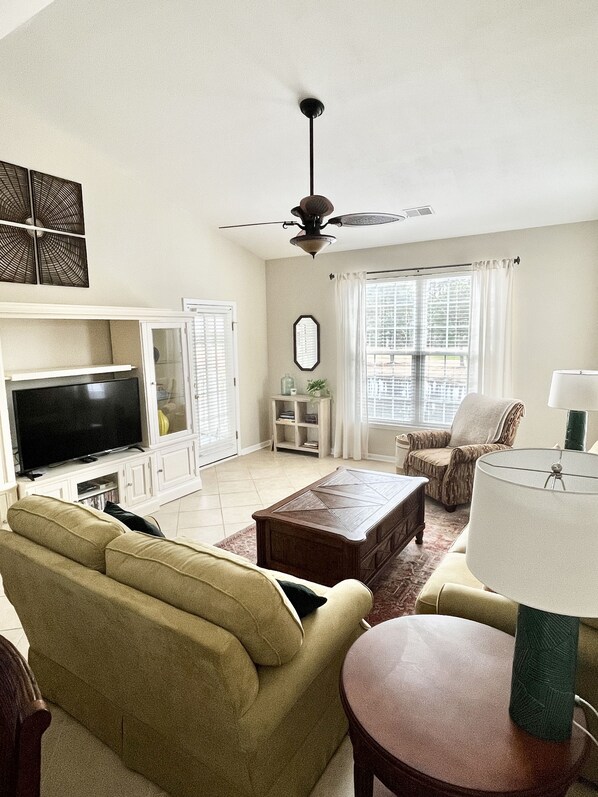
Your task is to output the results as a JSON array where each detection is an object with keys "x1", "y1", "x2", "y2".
[{"x1": 0, "y1": 160, "x2": 88, "y2": 287}]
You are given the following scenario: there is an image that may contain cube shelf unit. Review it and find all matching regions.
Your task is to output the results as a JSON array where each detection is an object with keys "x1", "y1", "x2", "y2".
[{"x1": 271, "y1": 394, "x2": 331, "y2": 458}]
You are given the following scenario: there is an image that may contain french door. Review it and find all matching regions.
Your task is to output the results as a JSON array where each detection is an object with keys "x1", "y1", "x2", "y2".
[{"x1": 183, "y1": 300, "x2": 240, "y2": 468}]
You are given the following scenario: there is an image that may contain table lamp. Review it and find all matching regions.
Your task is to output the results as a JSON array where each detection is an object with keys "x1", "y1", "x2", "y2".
[
  {"x1": 467, "y1": 448, "x2": 598, "y2": 742},
  {"x1": 548, "y1": 370, "x2": 598, "y2": 450}
]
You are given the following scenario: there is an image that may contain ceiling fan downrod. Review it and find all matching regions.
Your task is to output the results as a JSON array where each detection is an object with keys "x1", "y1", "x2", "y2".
[{"x1": 299, "y1": 98, "x2": 324, "y2": 197}]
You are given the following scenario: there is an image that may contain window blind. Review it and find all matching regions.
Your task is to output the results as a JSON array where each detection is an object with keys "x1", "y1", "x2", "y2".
[{"x1": 366, "y1": 273, "x2": 472, "y2": 426}]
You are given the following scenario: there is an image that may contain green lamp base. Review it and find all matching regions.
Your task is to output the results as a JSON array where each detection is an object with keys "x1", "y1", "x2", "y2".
[
  {"x1": 509, "y1": 604, "x2": 579, "y2": 741},
  {"x1": 565, "y1": 409, "x2": 587, "y2": 451}
]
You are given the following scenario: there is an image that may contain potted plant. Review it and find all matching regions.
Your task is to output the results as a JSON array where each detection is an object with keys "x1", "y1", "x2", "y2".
[{"x1": 306, "y1": 378, "x2": 328, "y2": 398}]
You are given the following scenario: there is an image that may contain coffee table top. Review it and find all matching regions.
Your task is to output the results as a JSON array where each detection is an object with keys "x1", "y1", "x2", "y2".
[
  {"x1": 341, "y1": 615, "x2": 588, "y2": 794},
  {"x1": 253, "y1": 468, "x2": 427, "y2": 542}
]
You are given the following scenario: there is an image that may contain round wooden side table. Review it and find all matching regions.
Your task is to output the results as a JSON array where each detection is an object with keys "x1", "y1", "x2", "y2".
[{"x1": 340, "y1": 615, "x2": 589, "y2": 797}]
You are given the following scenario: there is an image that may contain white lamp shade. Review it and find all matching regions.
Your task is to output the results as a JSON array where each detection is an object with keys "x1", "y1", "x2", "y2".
[
  {"x1": 548, "y1": 370, "x2": 598, "y2": 411},
  {"x1": 467, "y1": 448, "x2": 598, "y2": 617}
]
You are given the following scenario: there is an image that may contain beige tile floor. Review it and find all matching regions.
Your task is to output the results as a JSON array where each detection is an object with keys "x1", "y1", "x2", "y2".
[
  {"x1": 151, "y1": 447, "x2": 395, "y2": 544},
  {"x1": 1, "y1": 448, "x2": 596, "y2": 796}
]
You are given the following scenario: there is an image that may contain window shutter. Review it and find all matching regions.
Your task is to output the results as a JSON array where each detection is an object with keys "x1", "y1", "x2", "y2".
[{"x1": 186, "y1": 303, "x2": 238, "y2": 465}]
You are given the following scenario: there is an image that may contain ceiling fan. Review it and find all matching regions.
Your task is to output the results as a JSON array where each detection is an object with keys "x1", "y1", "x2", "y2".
[{"x1": 219, "y1": 98, "x2": 406, "y2": 258}]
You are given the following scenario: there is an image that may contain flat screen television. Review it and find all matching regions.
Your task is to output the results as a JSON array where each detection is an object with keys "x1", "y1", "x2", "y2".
[{"x1": 13, "y1": 378, "x2": 143, "y2": 472}]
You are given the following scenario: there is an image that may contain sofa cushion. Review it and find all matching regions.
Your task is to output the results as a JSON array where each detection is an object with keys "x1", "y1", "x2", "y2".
[
  {"x1": 407, "y1": 448, "x2": 452, "y2": 478},
  {"x1": 105, "y1": 533, "x2": 304, "y2": 666},
  {"x1": 450, "y1": 526, "x2": 468, "y2": 554},
  {"x1": 7, "y1": 495, "x2": 127, "y2": 572},
  {"x1": 415, "y1": 551, "x2": 485, "y2": 614}
]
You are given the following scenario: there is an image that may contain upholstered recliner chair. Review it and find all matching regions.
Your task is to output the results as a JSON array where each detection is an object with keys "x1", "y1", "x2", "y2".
[{"x1": 402, "y1": 393, "x2": 525, "y2": 511}]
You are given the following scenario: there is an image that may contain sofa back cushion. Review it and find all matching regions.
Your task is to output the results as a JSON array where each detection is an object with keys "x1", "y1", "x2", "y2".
[
  {"x1": 7, "y1": 495, "x2": 126, "y2": 572},
  {"x1": 105, "y1": 533, "x2": 304, "y2": 666}
]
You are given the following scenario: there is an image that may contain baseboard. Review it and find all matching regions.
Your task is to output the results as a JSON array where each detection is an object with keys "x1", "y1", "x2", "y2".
[
  {"x1": 366, "y1": 453, "x2": 395, "y2": 463},
  {"x1": 240, "y1": 440, "x2": 271, "y2": 456}
]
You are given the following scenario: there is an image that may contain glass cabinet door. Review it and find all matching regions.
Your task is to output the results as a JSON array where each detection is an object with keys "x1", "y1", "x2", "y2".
[{"x1": 147, "y1": 324, "x2": 192, "y2": 441}]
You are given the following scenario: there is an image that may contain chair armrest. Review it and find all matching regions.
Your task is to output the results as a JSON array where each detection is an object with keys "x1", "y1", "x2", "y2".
[
  {"x1": 449, "y1": 442, "x2": 510, "y2": 464},
  {"x1": 437, "y1": 583, "x2": 517, "y2": 636},
  {"x1": 405, "y1": 430, "x2": 451, "y2": 451}
]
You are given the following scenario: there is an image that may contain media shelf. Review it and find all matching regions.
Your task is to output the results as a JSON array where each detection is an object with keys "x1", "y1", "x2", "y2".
[
  {"x1": 5, "y1": 364, "x2": 135, "y2": 382},
  {"x1": 77, "y1": 475, "x2": 119, "y2": 509},
  {"x1": 16, "y1": 450, "x2": 156, "y2": 514},
  {"x1": 271, "y1": 394, "x2": 331, "y2": 458}
]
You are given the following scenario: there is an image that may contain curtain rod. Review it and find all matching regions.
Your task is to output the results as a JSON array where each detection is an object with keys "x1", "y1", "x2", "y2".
[{"x1": 328, "y1": 256, "x2": 520, "y2": 280}]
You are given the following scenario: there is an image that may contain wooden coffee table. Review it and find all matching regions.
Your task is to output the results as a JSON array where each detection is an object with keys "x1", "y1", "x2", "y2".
[
  {"x1": 340, "y1": 615, "x2": 589, "y2": 797},
  {"x1": 252, "y1": 468, "x2": 427, "y2": 587}
]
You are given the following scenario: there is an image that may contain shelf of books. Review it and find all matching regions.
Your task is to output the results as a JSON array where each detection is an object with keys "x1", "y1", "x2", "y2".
[{"x1": 271, "y1": 394, "x2": 330, "y2": 458}]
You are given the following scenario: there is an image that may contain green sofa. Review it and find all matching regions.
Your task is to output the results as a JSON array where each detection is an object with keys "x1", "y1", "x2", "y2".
[
  {"x1": 0, "y1": 495, "x2": 373, "y2": 797},
  {"x1": 416, "y1": 525, "x2": 598, "y2": 786}
]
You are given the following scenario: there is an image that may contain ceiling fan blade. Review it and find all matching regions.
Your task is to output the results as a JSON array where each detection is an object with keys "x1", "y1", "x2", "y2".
[
  {"x1": 327, "y1": 212, "x2": 407, "y2": 227},
  {"x1": 219, "y1": 221, "x2": 297, "y2": 229}
]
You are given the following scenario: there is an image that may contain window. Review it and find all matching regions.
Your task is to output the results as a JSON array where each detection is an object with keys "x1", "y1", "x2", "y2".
[{"x1": 366, "y1": 273, "x2": 473, "y2": 427}]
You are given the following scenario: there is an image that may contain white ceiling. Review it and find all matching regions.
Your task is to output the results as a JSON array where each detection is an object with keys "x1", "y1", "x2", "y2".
[
  {"x1": 0, "y1": 0, "x2": 54, "y2": 42},
  {"x1": 1, "y1": 0, "x2": 598, "y2": 261}
]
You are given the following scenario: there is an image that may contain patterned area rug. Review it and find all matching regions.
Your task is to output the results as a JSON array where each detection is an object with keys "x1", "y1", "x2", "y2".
[{"x1": 215, "y1": 498, "x2": 469, "y2": 625}]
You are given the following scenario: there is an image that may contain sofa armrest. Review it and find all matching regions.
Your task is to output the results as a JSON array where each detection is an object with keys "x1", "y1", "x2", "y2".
[
  {"x1": 437, "y1": 583, "x2": 518, "y2": 636},
  {"x1": 239, "y1": 578, "x2": 372, "y2": 750},
  {"x1": 449, "y1": 442, "x2": 510, "y2": 465},
  {"x1": 405, "y1": 430, "x2": 451, "y2": 451}
]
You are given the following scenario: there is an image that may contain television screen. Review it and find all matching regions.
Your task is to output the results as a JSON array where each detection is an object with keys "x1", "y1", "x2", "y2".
[{"x1": 13, "y1": 378, "x2": 143, "y2": 472}]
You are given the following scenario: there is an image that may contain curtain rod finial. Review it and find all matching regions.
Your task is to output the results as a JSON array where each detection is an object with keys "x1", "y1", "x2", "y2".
[{"x1": 329, "y1": 273, "x2": 335, "y2": 280}]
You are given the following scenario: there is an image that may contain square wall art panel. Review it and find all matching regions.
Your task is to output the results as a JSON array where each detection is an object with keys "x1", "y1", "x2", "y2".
[
  {"x1": 0, "y1": 224, "x2": 37, "y2": 283},
  {"x1": 0, "y1": 159, "x2": 88, "y2": 287},
  {"x1": 36, "y1": 231, "x2": 89, "y2": 287}
]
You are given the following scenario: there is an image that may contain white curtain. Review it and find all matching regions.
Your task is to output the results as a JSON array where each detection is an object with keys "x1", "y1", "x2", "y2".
[
  {"x1": 333, "y1": 272, "x2": 369, "y2": 459},
  {"x1": 468, "y1": 259, "x2": 515, "y2": 398}
]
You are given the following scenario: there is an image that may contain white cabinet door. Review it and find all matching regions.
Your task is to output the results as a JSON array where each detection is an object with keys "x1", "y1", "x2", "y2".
[
  {"x1": 123, "y1": 459, "x2": 153, "y2": 507},
  {"x1": 0, "y1": 488, "x2": 17, "y2": 529},
  {"x1": 155, "y1": 442, "x2": 197, "y2": 494},
  {"x1": 142, "y1": 322, "x2": 194, "y2": 446},
  {"x1": 19, "y1": 480, "x2": 73, "y2": 501}
]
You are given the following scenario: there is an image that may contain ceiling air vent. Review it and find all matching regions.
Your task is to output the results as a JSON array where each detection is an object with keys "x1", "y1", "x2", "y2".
[{"x1": 404, "y1": 206, "x2": 434, "y2": 218}]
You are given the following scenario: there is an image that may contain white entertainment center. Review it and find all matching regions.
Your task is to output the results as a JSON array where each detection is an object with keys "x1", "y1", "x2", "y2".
[{"x1": 0, "y1": 302, "x2": 203, "y2": 528}]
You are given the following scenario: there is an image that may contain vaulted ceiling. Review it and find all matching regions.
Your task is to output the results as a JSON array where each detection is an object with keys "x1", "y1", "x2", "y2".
[{"x1": 1, "y1": 0, "x2": 597, "y2": 260}]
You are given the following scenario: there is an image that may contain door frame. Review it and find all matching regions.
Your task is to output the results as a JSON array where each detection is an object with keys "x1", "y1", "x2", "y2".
[{"x1": 182, "y1": 298, "x2": 241, "y2": 466}]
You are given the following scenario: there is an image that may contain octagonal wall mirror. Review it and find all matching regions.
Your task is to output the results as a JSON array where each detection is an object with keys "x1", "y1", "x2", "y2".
[{"x1": 293, "y1": 315, "x2": 320, "y2": 371}]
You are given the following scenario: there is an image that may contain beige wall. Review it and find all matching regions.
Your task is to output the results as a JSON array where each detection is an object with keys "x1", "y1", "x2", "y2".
[
  {"x1": 266, "y1": 220, "x2": 598, "y2": 458},
  {"x1": 0, "y1": 96, "x2": 270, "y2": 449}
]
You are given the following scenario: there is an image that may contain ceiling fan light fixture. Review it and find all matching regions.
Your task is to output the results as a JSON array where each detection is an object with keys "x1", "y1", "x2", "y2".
[{"x1": 290, "y1": 232, "x2": 336, "y2": 258}]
